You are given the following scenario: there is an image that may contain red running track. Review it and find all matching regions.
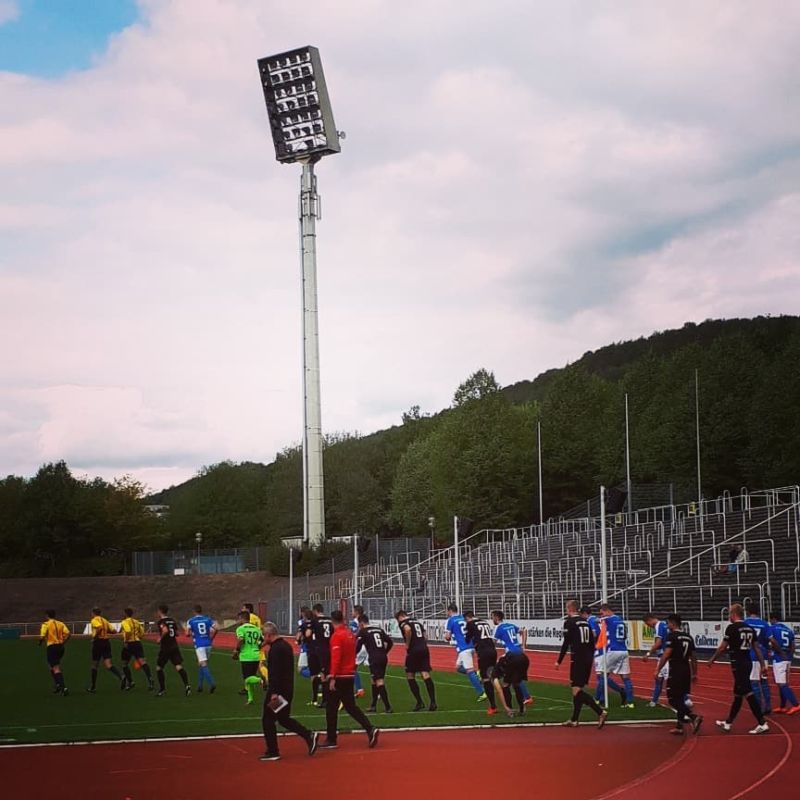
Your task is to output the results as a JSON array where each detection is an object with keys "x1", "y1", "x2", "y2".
[
  {"x1": 0, "y1": 725, "x2": 680, "y2": 800},
  {"x1": 2, "y1": 641, "x2": 797, "y2": 799}
]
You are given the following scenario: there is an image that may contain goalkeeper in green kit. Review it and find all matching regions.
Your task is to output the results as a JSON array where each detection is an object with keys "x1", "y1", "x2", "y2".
[{"x1": 233, "y1": 610, "x2": 265, "y2": 704}]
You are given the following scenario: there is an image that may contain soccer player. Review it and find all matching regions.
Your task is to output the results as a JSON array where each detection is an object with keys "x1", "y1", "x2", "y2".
[
  {"x1": 356, "y1": 613, "x2": 393, "y2": 713},
  {"x1": 491, "y1": 652, "x2": 531, "y2": 718},
  {"x1": 745, "y1": 604, "x2": 772, "y2": 713},
  {"x1": 465, "y1": 611, "x2": 498, "y2": 715},
  {"x1": 242, "y1": 602, "x2": 268, "y2": 686},
  {"x1": 491, "y1": 610, "x2": 533, "y2": 712},
  {"x1": 641, "y1": 612, "x2": 669, "y2": 706},
  {"x1": 444, "y1": 604, "x2": 485, "y2": 700},
  {"x1": 318, "y1": 610, "x2": 379, "y2": 750},
  {"x1": 350, "y1": 604, "x2": 366, "y2": 698},
  {"x1": 185, "y1": 604, "x2": 218, "y2": 693},
  {"x1": 395, "y1": 610, "x2": 437, "y2": 711},
  {"x1": 259, "y1": 621, "x2": 319, "y2": 762},
  {"x1": 310, "y1": 604, "x2": 334, "y2": 708},
  {"x1": 556, "y1": 599, "x2": 606, "y2": 728},
  {"x1": 654, "y1": 614, "x2": 702, "y2": 736},
  {"x1": 300, "y1": 606, "x2": 322, "y2": 705},
  {"x1": 155, "y1": 604, "x2": 191, "y2": 697},
  {"x1": 87, "y1": 607, "x2": 124, "y2": 692},
  {"x1": 767, "y1": 612, "x2": 799, "y2": 714},
  {"x1": 296, "y1": 607, "x2": 316, "y2": 699},
  {"x1": 120, "y1": 607, "x2": 154, "y2": 691},
  {"x1": 708, "y1": 603, "x2": 769, "y2": 734},
  {"x1": 233, "y1": 610, "x2": 264, "y2": 705},
  {"x1": 39, "y1": 610, "x2": 70, "y2": 695},
  {"x1": 599, "y1": 604, "x2": 635, "y2": 708},
  {"x1": 582, "y1": 606, "x2": 626, "y2": 707}
]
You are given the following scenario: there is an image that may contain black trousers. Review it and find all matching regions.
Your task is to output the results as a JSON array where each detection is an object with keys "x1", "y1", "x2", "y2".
[
  {"x1": 667, "y1": 671, "x2": 694, "y2": 723},
  {"x1": 326, "y1": 677, "x2": 372, "y2": 743},
  {"x1": 262, "y1": 696, "x2": 313, "y2": 756}
]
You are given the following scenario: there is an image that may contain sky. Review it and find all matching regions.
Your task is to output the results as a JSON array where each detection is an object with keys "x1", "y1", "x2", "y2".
[{"x1": 1, "y1": 0, "x2": 798, "y2": 493}]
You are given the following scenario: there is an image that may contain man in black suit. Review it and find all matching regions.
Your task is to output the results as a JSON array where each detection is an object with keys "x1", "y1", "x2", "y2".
[{"x1": 260, "y1": 621, "x2": 319, "y2": 762}]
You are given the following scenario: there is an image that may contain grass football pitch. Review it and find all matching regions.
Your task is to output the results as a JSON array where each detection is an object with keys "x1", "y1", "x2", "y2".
[{"x1": 0, "y1": 639, "x2": 672, "y2": 745}]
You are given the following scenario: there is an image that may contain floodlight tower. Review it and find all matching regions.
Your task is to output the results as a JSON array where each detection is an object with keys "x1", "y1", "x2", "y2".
[{"x1": 257, "y1": 46, "x2": 341, "y2": 548}]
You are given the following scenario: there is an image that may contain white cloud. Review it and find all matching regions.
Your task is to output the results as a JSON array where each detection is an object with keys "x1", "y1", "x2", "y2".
[{"x1": 0, "y1": 0, "x2": 798, "y2": 489}]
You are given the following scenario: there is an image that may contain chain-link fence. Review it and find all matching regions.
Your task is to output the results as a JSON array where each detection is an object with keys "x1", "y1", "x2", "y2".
[
  {"x1": 131, "y1": 547, "x2": 269, "y2": 575},
  {"x1": 262, "y1": 536, "x2": 432, "y2": 632}
]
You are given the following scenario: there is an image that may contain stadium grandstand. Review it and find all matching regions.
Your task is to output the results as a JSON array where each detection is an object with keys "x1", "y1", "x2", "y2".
[{"x1": 267, "y1": 484, "x2": 800, "y2": 637}]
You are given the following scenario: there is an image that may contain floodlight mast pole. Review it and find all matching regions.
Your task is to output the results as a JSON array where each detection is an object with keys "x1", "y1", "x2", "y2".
[
  {"x1": 600, "y1": 485, "x2": 609, "y2": 708},
  {"x1": 257, "y1": 45, "x2": 341, "y2": 550},
  {"x1": 299, "y1": 157, "x2": 325, "y2": 548}
]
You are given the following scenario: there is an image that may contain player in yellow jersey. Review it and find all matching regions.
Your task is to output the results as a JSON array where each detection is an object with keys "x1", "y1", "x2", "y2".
[
  {"x1": 39, "y1": 610, "x2": 70, "y2": 695},
  {"x1": 87, "y1": 607, "x2": 124, "y2": 693},
  {"x1": 242, "y1": 603, "x2": 269, "y2": 687},
  {"x1": 120, "y1": 607, "x2": 154, "y2": 691}
]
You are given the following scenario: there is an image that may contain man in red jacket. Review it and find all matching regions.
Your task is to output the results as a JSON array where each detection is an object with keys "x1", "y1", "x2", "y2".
[{"x1": 319, "y1": 610, "x2": 380, "y2": 750}]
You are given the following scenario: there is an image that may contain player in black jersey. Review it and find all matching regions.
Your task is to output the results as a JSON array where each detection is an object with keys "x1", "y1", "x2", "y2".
[
  {"x1": 299, "y1": 607, "x2": 322, "y2": 705},
  {"x1": 311, "y1": 604, "x2": 334, "y2": 708},
  {"x1": 556, "y1": 600, "x2": 607, "y2": 728},
  {"x1": 395, "y1": 610, "x2": 437, "y2": 711},
  {"x1": 654, "y1": 614, "x2": 702, "y2": 736},
  {"x1": 357, "y1": 614, "x2": 394, "y2": 713},
  {"x1": 464, "y1": 611, "x2": 498, "y2": 715},
  {"x1": 155, "y1": 604, "x2": 190, "y2": 697},
  {"x1": 491, "y1": 653, "x2": 529, "y2": 718},
  {"x1": 708, "y1": 603, "x2": 768, "y2": 734}
]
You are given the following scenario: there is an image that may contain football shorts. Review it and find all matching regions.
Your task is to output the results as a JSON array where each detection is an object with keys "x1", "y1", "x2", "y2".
[
  {"x1": 772, "y1": 661, "x2": 789, "y2": 685},
  {"x1": 194, "y1": 646, "x2": 211, "y2": 663},
  {"x1": 605, "y1": 650, "x2": 631, "y2": 676},
  {"x1": 456, "y1": 648, "x2": 476, "y2": 672}
]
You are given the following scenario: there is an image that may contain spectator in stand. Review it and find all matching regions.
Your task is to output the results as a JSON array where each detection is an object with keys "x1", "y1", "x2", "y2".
[
  {"x1": 736, "y1": 546, "x2": 749, "y2": 571},
  {"x1": 718, "y1": 545, "x2": 740, "y2": 575},
  {"x1": 719, "y1": 544, "x2": 747, "y2": 575}
]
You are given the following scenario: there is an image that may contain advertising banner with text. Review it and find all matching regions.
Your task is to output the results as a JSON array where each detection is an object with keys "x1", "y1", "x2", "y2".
[{"x1": 371, "y1": 617, "x2": 800, "y2": 652}]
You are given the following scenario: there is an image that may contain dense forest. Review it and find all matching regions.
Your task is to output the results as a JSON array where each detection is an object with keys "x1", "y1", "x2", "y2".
[{"x1": 1, "y1": 316, "x2": 798, "y2": 575}]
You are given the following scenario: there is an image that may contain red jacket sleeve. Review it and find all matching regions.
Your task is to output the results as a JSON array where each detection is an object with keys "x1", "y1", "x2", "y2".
[{"x1": 330, "y1": 627, "x2": 343, "y2": 676}]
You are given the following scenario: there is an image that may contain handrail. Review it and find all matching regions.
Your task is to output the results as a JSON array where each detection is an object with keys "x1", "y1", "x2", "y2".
[
  {"x1": 780, "y1": 580, "x2": 800, "y2": 618},
  {"x1": 601, "y1": 504, "x2": 796, "y2": 607},
  {"x1": 357, "y1": 491, "x2": 799, "y2": 619}
]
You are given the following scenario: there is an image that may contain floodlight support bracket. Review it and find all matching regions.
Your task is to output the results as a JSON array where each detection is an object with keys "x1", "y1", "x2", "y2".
[{"x1": 300, "y1": 160, "x2": 325, "y2": 548}]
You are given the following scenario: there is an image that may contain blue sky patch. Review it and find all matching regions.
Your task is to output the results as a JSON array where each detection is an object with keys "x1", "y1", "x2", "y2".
[{"x1": 0, "y1": 0, "x2": 140, "y2": 77}]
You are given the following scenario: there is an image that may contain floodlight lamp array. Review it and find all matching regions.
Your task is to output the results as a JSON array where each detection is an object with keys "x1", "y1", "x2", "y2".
[{"x1": 257, "y1": 45, "x2": 341, "y2": 164}]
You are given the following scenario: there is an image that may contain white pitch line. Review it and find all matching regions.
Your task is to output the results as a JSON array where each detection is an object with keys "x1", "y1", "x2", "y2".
[
  {"x1": 0, "y1": 705, "x2": 568, "y2": 733},
  {"x1": 0, "y1": 718, "x2": 675, "y2": 749}
]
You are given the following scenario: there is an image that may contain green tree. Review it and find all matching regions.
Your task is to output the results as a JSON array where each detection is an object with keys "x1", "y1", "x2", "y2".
[
  {"x1": 390, "y1": 436, "x2": 436, "y2": 534},
  {"x1": 452, "y1": 368, "x2": 500, "y2": 407}
]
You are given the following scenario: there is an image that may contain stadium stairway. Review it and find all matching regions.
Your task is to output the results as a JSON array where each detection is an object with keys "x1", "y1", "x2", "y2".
[{"x1": 356, "y1": 487, "x2": 800, "y2": 622}]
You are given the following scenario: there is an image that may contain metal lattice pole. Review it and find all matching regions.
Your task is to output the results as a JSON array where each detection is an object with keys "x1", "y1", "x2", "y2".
[{"x1": 300, "y1": 161, "x2": 325, "y2": 547}]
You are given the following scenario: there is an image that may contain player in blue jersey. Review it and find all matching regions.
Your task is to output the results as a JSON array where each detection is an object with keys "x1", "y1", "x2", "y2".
[
  {"x1": 444, "y1": 604, "x2": 485, "y2": 699},
  {"x1": 490, "y1": 610, "x2": 533, "y2": 711},
  {"x1": 768, "y1": 612, "x2": 799, "y2": 714},
  {"x1": 582, "y1": 606, "x2": 626, "y2": 706},
  {"x1": 295, "y1": 608, "x2": 314, "y2": 701},
  {"x1": 745, "y1": 604, "x2": 772, "y2": 713},
  {"x1": 642, "y1": 612, "x2": 670, "y2": 706},
  {"x1": 185, "y1": 604, "x2": 218, "y2": 693},
  {"x1": 599, "y1": 604, "x2": 635, "y2": 708},
  {"x1": 350, "y1": 604, "x2": 366, "y2": 697}
]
